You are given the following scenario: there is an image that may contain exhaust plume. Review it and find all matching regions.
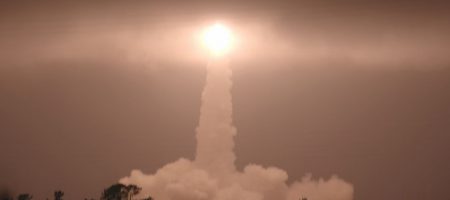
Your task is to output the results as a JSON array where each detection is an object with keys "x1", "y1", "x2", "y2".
[
  {"x1": 120, "y1": 58, "x2": 354, "y2": 200},
  {"x1": 195, "y1": 58, "x2": 236, "y2": 179}
]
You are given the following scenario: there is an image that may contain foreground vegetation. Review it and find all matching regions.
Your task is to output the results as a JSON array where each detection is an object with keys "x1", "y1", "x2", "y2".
[{"x1": 0, "y1": 183, "x2": 153, "y2": 200}]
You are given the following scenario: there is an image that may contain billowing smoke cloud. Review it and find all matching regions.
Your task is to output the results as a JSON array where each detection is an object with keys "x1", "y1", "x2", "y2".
[{"x1": 120, "y1": 58, "x2": 354, "y2": 200}]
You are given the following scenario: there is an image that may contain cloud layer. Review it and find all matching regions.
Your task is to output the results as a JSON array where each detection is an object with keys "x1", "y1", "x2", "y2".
[{"x1": 2, "y1": 1, "x2": 449, "y2": 70}]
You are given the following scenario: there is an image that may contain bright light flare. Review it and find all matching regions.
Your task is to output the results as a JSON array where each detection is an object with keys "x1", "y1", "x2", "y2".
[{"x1": 203, "y1": 23, "x2": 232, "y2": 56}]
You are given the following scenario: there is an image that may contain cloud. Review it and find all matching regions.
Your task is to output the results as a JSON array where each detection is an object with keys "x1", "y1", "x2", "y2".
[
  {"x1": 121, "y1": 160, "x2": 353, "y2": 200},
  {"x1": 287, "y1": 175, "x2": 354, "y2": 200}
]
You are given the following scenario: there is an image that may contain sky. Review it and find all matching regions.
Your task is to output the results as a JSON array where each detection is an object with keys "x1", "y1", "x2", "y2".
[{"x1": 1, "y1": 1, "x2": 450, "y2": 200}]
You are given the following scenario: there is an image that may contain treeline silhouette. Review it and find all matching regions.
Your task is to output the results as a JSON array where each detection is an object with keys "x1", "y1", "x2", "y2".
[
  {"x1": 0, "y1": 183, "x2": 153, "y2": 200},
  {"x1": 1, "y1": 184, "x2": 309, "y2": 200}
]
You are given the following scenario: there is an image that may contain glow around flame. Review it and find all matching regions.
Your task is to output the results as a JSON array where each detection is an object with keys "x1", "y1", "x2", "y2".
[{"x1": 203, "y1": 23, "x2": 233, "y2": 56}]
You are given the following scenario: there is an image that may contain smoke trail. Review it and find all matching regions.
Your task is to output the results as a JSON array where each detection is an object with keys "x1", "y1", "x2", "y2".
[
  {"x1": 120, "y1": 58, "x2": 354, "y2": 200},
  {"x1": 195, "y1": 58, "x2": 236, "y2": 179}
]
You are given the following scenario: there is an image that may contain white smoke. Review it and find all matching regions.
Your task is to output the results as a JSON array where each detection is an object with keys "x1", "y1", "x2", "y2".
[{"x1": 120, "y1": 57, "x2": 354, "y2": 200}]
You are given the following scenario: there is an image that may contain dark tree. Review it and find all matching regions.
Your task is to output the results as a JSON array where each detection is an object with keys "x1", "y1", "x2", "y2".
[
  {"x1": 125, "y1": 185, "x2": 141, "y2": 200},
  {"x1": 101, "y1": 184, "x2": 127, "y2": 200},
  {"x1": 54, "y1": 190, "x2": 64, "y2": 200},
  {"x1": 101, "y1": 184, "x2": 142, "y2": 200},
  {"x1": 17, "y1": 194, "x2": 32, "y2": 200}
]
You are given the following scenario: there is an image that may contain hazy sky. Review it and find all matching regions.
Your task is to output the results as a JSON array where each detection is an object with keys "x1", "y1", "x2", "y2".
[{"x1": 1, "y1": 1, "x2": 450, "y2": 200}]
